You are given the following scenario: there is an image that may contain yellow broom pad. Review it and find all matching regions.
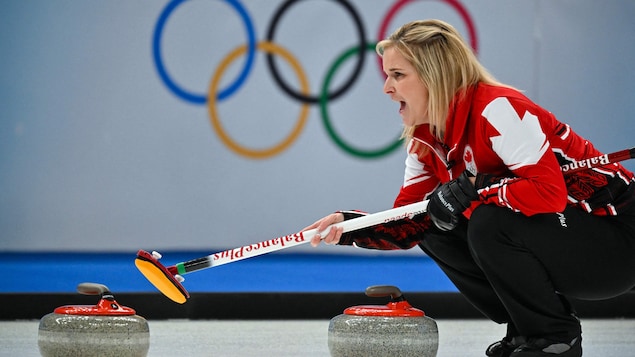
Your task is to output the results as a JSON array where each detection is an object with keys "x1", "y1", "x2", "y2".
[{"x1": 135, "y1": 258, "x2": 188, "y2": 304}]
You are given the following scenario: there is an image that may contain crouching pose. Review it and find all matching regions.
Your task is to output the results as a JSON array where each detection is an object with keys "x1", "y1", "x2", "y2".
[{"x1": 305, "y1": 19, "x2": 635, "y2": 357}]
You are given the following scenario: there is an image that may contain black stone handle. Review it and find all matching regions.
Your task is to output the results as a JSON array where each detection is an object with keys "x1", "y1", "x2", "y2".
[
  {"x1": 77, "y1": 282, "x2": 111, "y2": 296},
  {"x1": 365, "y1": 285, "x2": 404, "y2": 301}
]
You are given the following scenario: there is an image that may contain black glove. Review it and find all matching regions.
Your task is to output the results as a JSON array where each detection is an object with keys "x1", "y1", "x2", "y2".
[{"x1": 428, "y1": 171, "x2": 478, "y2": 231}]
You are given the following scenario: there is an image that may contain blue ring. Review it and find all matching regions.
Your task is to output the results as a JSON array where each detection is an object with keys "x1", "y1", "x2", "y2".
[{"x1": 152, "y1": 0, "x2": 256, "y2": 104}]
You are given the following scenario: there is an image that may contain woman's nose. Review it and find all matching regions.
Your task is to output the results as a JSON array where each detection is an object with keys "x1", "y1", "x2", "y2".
[{"x1": 383, "y1": 78, "x2": 393, "y2": 94}]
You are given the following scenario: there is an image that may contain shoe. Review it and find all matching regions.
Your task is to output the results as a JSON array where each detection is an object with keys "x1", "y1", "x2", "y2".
[
  {"x1": 510, "y1": 336, "x2": 582, "y2": 356},
  {"x1": 486, "y1": 336, "x2": 525, "y2": 357}
]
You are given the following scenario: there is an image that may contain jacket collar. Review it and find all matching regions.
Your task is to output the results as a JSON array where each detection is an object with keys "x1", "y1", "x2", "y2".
[{"x1": 412, "y1": 84, "x2": 478, "y2": 168}]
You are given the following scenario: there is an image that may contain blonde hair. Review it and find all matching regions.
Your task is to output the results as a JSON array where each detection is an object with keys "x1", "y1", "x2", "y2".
[{"x1": 376, "y1": 19, "x2": 501, "y2": 141}]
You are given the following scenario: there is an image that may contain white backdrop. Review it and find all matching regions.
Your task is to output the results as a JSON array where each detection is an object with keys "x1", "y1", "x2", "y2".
[{"x1": 1, "y1": 0, "x2": 634, "y2": 252}]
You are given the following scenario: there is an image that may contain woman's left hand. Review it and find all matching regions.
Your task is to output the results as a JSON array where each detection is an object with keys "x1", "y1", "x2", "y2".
[{"x1": 302, "y1": 213, "x2": 345, "y2": 247}]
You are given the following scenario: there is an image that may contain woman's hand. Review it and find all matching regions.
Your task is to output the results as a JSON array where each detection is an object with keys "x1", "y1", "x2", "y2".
[
  {"x1": 302, "y1": 213, "x2": 345, "y2": 247},
  {"x1": 427, "y1": 171, "x2": 478, "y2": 231}
]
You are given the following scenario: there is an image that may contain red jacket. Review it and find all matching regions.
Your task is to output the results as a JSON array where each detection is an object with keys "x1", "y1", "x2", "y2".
[{"x1": 339, "y1": 83, "x2": 634, "y2": 250}]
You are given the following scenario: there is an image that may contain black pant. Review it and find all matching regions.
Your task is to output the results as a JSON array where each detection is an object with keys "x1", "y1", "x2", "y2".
[{"x1": 418, "y1": 203, "x2": 635, "y2": 341}]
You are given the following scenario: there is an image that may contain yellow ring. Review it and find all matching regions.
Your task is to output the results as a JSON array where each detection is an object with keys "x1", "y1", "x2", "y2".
[{"x1": 208, "y1": 41, "x2": 310, "y2": 159}]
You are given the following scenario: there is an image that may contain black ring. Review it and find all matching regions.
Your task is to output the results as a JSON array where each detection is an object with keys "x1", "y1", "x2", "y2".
[{"x1": 265, "y1": 0, "x2": 367, "y2": 104}]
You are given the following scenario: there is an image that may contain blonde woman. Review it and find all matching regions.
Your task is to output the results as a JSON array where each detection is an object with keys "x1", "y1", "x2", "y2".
[{"x1": 306, "y1": 19, "x2": 635, "y2": 357}]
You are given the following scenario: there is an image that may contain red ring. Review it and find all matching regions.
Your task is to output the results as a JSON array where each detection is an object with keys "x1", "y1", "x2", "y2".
[{"x1": 376, "y1": 0, "x2": 479, "y2": 77}]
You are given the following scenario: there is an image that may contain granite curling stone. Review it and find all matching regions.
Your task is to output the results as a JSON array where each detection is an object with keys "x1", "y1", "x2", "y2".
[
  {"x1": 38, "y1": 282, "x2": 149, "y2": 357},
  {"x1": 328, "y1": 285, "x2": 438, "y2": 357}
]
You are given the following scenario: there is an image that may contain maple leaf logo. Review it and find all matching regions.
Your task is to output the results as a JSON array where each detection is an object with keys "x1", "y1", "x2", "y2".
[
  {"x1": 464, "y1": 149, "x2": 473, "y2": 163},
  {"x1": 463, "y1": 146, "x2": 477, "y2": 176}
]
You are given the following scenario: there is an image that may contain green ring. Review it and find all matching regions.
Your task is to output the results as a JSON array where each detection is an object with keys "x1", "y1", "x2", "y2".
[{"x1": 320, "y1": 43, "x2": 402, "y2": 159}]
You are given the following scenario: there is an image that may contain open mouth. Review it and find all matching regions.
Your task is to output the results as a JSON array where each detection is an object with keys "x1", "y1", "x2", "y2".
[{"x1": 399, "y1": 101, "x2": 405, "y2": 114}]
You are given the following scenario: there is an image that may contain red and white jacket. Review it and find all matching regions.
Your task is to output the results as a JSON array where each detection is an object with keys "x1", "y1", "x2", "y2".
[{"x1": 339, "y1": 83, "x2": 635, "y2": 250}]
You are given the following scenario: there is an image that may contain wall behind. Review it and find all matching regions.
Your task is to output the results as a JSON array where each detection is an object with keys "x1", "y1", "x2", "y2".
[{"x1": 1, "y1": 0, "x2": 634, "y2": 253}]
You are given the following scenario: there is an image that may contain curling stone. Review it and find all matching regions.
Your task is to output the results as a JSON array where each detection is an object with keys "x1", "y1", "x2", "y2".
[
  {"x1": 328, "y1": 285, "x2": 438, "y2": 357},
  {"x1": 38, "y1": 282, "x2": 149, "y2": 357}
]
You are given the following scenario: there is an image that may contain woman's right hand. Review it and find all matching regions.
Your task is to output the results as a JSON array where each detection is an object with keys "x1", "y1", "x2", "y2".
[{"x1": 302, "y1": 213, "x2": 345, "y2": 247}]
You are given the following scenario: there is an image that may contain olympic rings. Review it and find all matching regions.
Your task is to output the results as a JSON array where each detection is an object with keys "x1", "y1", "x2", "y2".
[
  {"x1": 208, "y1": 41, "x2": 310, "y2": 159},
  {"x1": 153, "y1": 0, "x2": 478, "y2": 159}
]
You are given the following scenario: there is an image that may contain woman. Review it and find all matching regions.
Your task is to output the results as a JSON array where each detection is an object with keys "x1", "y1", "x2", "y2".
[{"x1": 305, "y1": 19, "x2": 635, "y2": 357}]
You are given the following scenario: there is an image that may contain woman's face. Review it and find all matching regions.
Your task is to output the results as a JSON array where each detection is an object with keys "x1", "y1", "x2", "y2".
[{"x1": 382, "y1": 47, "x2": 429, "y2": 127}]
